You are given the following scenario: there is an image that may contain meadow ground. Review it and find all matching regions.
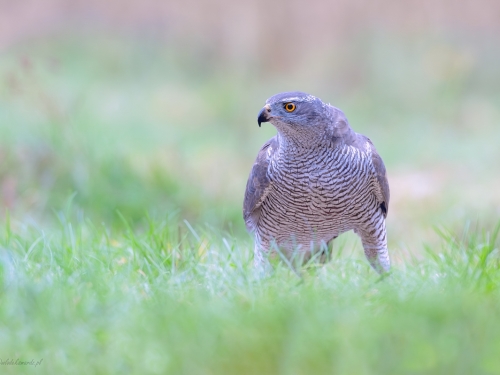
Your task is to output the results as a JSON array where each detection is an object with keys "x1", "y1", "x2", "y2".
[{"x1": 1, "y1": 34, "x2": 500, "y2": 374}]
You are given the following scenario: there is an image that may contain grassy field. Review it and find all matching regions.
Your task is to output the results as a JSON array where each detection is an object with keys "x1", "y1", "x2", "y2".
[
  {"x1": 1, "y1": 32, "x2": 500, "y2": 374},
  {"x1": 1, "y1": 212, "x2": 500, "y2": 374}
]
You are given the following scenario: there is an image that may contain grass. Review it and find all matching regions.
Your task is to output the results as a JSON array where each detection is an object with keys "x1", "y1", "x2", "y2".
[
  {"x1": 1, "y1": 213, "x2": 500, "y2": 374},
  {"x1": 1, "y1": 33, "x2": 500, "y2": 374}
]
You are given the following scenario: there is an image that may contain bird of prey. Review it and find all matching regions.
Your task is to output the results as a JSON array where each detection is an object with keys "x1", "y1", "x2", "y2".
[{"x1": 243, "y1": 91, "x2": 390, "y2": 273}]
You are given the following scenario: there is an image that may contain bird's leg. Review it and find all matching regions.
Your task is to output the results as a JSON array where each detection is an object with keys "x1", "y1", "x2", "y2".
[
  {"x1": 356, "y1": 214, "x2": 390, "y2": 273},
  {"x1": 253, "y1": 243, "x2": 267, "y2": 269},
  {"x1": 253, "y1": 236, "x2": 274, "y2": 276},
  {"x1": 321, "y1": 237, "x2": 337, "y2": 263}
]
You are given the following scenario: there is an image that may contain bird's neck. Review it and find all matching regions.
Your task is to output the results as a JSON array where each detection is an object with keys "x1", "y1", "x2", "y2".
[
  {"x1": 275, "y1": 125, "x2": 352, "y2": 155},
  {"x1": 276, "y1": 127, "x2": 326, "y2": 151}
]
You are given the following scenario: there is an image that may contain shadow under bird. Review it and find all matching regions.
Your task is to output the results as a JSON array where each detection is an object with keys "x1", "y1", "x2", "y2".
[{"x1": 243, "y1": 92, "x2": 390, "y2": 273}]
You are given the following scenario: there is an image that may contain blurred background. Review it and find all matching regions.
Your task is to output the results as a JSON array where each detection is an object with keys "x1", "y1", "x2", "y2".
[{"x1": 1, "y1": 0, "x2": 499, "y2": 255}]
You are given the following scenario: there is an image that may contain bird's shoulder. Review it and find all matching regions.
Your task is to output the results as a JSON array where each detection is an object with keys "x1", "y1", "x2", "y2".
[{"x1": 243, "y1": 136, "x2": 278, "y2": 232}]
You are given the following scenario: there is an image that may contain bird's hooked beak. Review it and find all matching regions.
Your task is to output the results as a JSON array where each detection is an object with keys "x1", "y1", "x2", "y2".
[{"x1": 257, "y1": 104, "x2": 271, "y2": 127}]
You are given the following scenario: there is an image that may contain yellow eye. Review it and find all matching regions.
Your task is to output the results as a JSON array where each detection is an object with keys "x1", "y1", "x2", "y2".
[{"x1": 284, "y1": 103, "x2": 296, "y2": 112}]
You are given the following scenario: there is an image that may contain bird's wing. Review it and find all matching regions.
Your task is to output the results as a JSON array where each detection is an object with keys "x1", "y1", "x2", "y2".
[
  {"x1": 352, "y1": 134, "x2": 390, "y2": 217},
  {"x1": 243, "y1": 136, "x2": 278, "y2": 232},
  {"x1": 366, "y1": 137, "x2": 390, "y2": 217}
]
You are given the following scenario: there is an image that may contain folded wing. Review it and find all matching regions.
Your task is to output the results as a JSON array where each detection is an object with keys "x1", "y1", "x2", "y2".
[{"x1": 243, "y1": 136, "x2": 278, "y2": 232}]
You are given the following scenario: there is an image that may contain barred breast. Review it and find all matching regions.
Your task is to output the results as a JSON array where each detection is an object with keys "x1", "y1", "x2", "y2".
[{"x1": 258, "y1": 140, "x2": 379, "y2": 251}]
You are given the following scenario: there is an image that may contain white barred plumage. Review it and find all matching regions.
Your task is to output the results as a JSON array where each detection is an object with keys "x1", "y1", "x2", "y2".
[{"x1": 243, "y1": 92, "x2": 390, "y2": 273}]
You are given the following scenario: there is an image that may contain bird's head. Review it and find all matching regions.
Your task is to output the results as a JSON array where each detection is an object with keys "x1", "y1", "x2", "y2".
[
  {"x1": 257, "y1": 91, "x2": 351, "y2": 145},
  {"x1": 257, "y1": 91, "x2": 324, "y2": 128}
]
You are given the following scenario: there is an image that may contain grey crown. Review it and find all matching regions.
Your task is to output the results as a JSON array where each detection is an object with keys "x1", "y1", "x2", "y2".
[{"x1": 243, "y1": 91, "x2": 390, "y2": 273}]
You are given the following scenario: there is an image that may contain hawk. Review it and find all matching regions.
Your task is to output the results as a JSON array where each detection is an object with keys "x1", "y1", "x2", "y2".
[{"x1": 243, "y1": 92, "x2": 390, "y2": 273}]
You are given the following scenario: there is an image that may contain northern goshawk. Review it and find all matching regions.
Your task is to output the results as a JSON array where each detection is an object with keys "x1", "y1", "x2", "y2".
[{"x1": 243, "y1": 91, "x2": 390, "y2": 273}]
